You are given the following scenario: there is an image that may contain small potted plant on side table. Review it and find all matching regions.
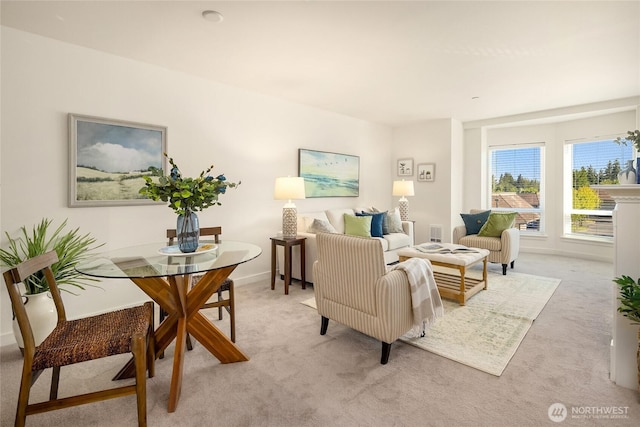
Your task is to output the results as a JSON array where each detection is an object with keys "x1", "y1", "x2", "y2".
[{"x1": 614, "y1": 275, "x2": 640, "y2": 392}]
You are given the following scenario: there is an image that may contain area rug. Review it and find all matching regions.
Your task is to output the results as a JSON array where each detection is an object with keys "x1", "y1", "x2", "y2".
[{"x1": 300, "y1": 271, "x2": 561, "y2": 376}]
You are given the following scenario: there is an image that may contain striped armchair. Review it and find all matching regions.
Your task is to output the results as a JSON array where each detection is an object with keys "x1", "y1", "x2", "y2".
[
  {"x1": 313, "y1": 233, "x2": 413, "y2": 364},
  {"x1": 452, "y1": 209, "x2": 520, "y2": 275}
]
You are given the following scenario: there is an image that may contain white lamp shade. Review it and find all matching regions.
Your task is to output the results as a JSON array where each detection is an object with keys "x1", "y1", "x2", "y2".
[
  {"x1": 392, "y1": 180, "x2": 415, "y2": 197},
  {"x1": 274, "y1": 177, "x2": 306, "y2": 200}
]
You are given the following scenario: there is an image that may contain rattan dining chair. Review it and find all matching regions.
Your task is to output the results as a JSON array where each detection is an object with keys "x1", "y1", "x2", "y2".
[
  {"x1": 162, "y1": 226, "x2": 236, "y2": 345},
  {"x1": 3, "y1": 250, "x2": 155, "y2": 427}
]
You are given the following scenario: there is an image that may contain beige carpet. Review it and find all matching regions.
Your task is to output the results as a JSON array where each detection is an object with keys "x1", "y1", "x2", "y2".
[
  {"x1": 301, "y1": 271, "x2": 561, "y2": 376},
  {"x1": 4, "y1": 253, "x2": 640, "y2": 426}
]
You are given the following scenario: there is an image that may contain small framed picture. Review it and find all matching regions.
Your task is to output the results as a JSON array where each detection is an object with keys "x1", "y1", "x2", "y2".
[
  {"x1": 417, "y1": 163, "x2": 435, "y2": 182},
  {"x1": 397, "y1": 158, "x2": 413, "y2": 176}
]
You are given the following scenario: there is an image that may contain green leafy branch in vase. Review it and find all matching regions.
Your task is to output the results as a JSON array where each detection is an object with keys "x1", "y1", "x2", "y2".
[
  {"x1": 139, "y1": 152, "x2": 241, "y2": 216},
  {"x1": 614, "y1": 130, "x2": 640, "y2": 152}
]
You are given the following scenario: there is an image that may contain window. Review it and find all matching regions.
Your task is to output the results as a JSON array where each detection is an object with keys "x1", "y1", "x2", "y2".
[
  {"x1": 565, "y1": 139, "x2": 633, "y2": 239},
  {"x1": 488, "y1": 145, "x2": 543, "y2": 232}
]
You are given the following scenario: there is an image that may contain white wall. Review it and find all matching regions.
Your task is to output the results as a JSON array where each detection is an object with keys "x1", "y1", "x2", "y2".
[
  {"x1": 464, "y1": 105, "x2": 638, "y2": 262},
  {"x1": 392, "y1": 119, "x2": 462, "y2": 244},
  {"x1": 3, "y1": 25, "x2": 638, "y2": 347},
  {"x1": 0, "y1": 27, "x2": 394, "y2": 345}
]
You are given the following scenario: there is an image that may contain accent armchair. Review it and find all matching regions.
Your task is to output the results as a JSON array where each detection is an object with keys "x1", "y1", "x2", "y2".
[
  {"x1": 453, "y1": 209, "x2": 520, "y2": 275},
  {"x1": 313, "y1": 233, "x2": 414, "y2": 364}
]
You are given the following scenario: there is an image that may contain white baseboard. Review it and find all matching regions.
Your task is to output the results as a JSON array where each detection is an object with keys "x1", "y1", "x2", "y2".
[{"x1": 520, "y1": 246, "x2": 612, "y2": 263}]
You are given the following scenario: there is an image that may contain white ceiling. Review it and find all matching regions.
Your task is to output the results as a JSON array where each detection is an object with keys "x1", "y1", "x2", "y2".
[{"x1": 2, "y1": 1, "x2": 639, "y2": 127}]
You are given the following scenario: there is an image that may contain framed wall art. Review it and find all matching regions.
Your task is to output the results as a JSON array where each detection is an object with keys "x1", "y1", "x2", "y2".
[
  {"x1": 298, "y1": 149, "x2": 359, "y2": 197},
  {"x1": 397, "y1": 158, "x2": 413, "y2": 176},
  {"x1": 417, "y1": 163, "x2": 435, "y2": 182},
  {"x1": 69, "y1": 114, "x2": 167, "y2": 207}
]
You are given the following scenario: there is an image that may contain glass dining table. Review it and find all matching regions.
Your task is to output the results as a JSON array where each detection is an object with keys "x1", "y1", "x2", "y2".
[{"x1": 75, "y1": 240, "x2": 262, "y2": 413}]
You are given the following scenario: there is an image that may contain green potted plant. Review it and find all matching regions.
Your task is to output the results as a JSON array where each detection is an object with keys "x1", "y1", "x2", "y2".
[
  {"x1": 139, "y1": 152, "x2": 240, "y2": 252},
  {"x1": 0, "y1": 218, "x2": 102, "y2": 349},
  {"x1": 613, "y1": 275, "x2": 640, "y2": 392}
]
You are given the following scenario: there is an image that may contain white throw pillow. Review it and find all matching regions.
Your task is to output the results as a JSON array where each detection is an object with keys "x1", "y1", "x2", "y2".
[
  {"x1": 387, "y1": 208, "x2": 404, "y2": 233},
  {"x1": 325, "y1": 208, "x2": 355, "y2": 234}
]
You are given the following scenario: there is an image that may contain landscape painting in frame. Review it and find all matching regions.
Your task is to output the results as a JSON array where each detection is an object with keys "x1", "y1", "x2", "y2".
[
  {"x1": 298, "y1": 149, "x2": 359, "y2": 197},
  {"x1": 69, "y1": 114, "x2": 167, "y2": 207}
]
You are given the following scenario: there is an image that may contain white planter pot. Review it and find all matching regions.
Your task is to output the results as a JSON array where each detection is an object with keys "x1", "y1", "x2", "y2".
[
  {"x1": 618, "y1": 159, "x2": 637, "y2": 184},
  {"x1": 12, "y1": 292, "x2": 57, "y2": 350}
]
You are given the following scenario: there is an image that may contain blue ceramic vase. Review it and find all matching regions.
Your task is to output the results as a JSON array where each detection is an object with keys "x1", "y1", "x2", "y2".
[{"x1": 177, "y1": 209, "x2": 200, "y2": 253}]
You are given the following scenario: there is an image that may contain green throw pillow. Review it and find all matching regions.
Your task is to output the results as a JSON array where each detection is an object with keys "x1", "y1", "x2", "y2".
[
  {"x1": 344, "y1": 214, "x2": 372, "y2": 238},
  {"x1": 460, "y1": 210, "x2": 491, "y2": 235},
  {"x1": 356, "y1": 212, "x2": 385, "y2": 238},
  {"x1": 478, "y1": 212, "x2": 516, "y2": 237}
]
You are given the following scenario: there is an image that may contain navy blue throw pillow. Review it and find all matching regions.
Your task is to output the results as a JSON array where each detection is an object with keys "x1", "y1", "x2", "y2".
[
  {"x1": 460, "y1": 210, "x2": 491, "y2": 235},
  {"x1": 356, "y1": 212, "x2": 385, "y2": 238}
]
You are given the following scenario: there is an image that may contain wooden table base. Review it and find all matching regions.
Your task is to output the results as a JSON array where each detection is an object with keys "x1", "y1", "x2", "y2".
[{"x1": 113, "y1": 264, "x2": 248, "y2": 413}]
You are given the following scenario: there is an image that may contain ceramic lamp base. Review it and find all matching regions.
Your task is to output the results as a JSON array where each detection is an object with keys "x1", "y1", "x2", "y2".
[
  {"x1": 399, "y1": 200, "x2": 409, "y2": 221},
  {"x1": 282, "y1": 206, "x2": 298, "y2": 239}
]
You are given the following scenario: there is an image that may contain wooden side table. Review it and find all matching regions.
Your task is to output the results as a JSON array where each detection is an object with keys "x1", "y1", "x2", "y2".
[{"x1": 270, "y1": 236, "x2": 306, "y2": 295}]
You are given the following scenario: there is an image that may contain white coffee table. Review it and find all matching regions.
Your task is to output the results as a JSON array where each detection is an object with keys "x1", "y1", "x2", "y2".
[{"x1": 397, "y1": 244, "x2": 490, "y2": 305}]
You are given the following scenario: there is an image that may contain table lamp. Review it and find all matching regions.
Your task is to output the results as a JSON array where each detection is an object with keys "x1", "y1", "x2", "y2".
[
  {"x1": 274, "y1": 176, "x2": 306, "y2": 239},
  {"x1": 392, "y1": 179, "x2": 414, "y2": 221}
]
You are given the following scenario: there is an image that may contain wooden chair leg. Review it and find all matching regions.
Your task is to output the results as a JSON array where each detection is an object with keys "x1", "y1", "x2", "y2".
[
  {"x1": 229, "y1": 284, "x2": 236, "y2": 343},
  {"x1": 133, "y1": 334, "x2": 147, "y2": 427},
  {"x1": 147, "y1": 340, "x2": 155, "y2": 378},
  {"x1": 218, "y1": 288, "x2": 224, "y2": 320},
  {"x1": 146, "y1": 320, "x2": 155, "y2": 378},
  {"x1": 49, "y1": 366, "x2": 61, "y2": 400},
  {"x1": 15, "y1": 366, "x2": 33, "y2": 427},
  {"x1": 159, "y1": 308, "x2": 166, "y2": 359},
  {"x1": 186, "y1": 334, "x2": 194, "y2": 351}
]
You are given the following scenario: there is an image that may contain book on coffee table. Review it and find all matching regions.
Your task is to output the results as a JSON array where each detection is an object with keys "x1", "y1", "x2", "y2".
[{"x1": 413, "y1": 243, "x2": 478, "y2": 254}]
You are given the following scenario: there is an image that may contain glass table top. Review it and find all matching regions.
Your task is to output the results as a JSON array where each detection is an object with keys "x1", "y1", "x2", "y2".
[{"x1": 75, "y1": 240, "x2": 262, "y2": 279}]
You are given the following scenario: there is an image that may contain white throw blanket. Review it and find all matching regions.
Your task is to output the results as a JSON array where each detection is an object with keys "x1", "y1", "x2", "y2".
[{"x1": 392, "y1": 257, "x2": 444, "y2": 337}]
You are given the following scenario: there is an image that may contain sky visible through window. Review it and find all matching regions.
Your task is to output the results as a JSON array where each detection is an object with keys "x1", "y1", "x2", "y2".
[
  {"x1": 491, "y1": 147, "x2": 540, "y2": 181},
  {"x1": 492, "y1": 141, "x2": 634, "y2": 179},
  {"x1": 572, "y1": 140, "x2": 633, "y2": 172}
]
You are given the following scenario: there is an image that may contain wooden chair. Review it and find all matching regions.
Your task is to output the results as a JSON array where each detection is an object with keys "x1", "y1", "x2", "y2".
[
  {"x1": 3, "y1": 250, "x2": 155, "y2": 427},
  {"x1": 163, "y1": 226, "x2": 236, "y2": 344}
]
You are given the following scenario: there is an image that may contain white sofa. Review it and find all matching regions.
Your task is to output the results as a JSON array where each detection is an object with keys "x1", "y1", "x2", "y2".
[{"x1": 276, "y1": 207, "x2": 414, "y2": 284}]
